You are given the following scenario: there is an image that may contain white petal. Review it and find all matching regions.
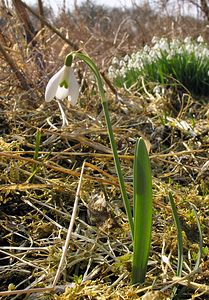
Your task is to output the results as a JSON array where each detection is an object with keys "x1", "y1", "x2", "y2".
[
  {"x1": 45, "y1": 66, "x2": 65, "y2": 102},
  {"x1": 68, "y1": 68, "x2": 80, "y2": 106},
  {"x1": 56, "y1": 86, "x2": 70, "y2": 100}
]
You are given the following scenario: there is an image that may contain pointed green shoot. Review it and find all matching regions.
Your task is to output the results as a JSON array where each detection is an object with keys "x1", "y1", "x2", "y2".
[
  {"x1": 33, "y1": 129, "x2": 42, "y2": 162},
  {"x1": 132, "y1": 137, "x2": 152, "y2": 284},
  {"x1": 190, "y1": 203, "x2": 203, "y2": 271},
  {"x1": 27, "y1": 129, "x2": 42, "y2": 182},
  {"x1": 168, "y1": 192, "x2": 183, "y2": 278}
]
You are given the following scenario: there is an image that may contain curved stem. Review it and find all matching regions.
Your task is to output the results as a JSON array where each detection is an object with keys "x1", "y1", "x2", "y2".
[{"x1": 73, "y1": 52, "x2": 134, "y2": 238}]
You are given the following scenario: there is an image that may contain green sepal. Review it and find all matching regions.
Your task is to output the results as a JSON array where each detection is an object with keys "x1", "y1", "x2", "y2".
[{"x1": 65, "y1": 54, "x2": 73, "y2": 66}]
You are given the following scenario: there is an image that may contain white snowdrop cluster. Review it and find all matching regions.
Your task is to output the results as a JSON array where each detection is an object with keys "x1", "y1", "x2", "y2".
[{"x1": 108, "y1": 36, "x2": 209, "y2": 84}]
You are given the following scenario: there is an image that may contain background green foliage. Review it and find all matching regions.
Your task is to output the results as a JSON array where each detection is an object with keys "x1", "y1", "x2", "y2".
[{"x1": 109, "y1": 37, "x2": 209, "y2": 98}]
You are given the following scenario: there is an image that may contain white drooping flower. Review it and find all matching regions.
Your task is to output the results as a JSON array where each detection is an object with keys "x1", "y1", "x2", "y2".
[
  {"x1": 45, "y1": 65, "x2": 79, "y2": 105},
  {"x1": 197, "y1": 35, "x2": 204, "y2": 43},
  {"x1": 45, "y1": 58, "x2": 80, "y2": 128}
]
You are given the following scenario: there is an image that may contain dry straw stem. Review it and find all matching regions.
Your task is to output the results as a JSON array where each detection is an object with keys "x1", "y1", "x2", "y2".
[
  {"x1": 53, "y1": 160, "x2": 85, "y2": 286},
  {"x1": 0, "y1": 286, "x2": 54, "y2": 297},
  {"x1": 0, "y1": 146, "x2": 206, "y2": 194},
  {"x1": 0, "y1": 151, "x2": 133, "y2": 193},
  {"x1": 172, "y1": 278, "x2": 209, "y2": 296},
  {"x1": 0, "y1": 183, "x2": 54, "y2": 191},
  {"x1": 0, "y1": 147, "x2": 206, "y2": 161},
  {"x1": 160, "y1": 268, "x2": 209, "y2": 294}
]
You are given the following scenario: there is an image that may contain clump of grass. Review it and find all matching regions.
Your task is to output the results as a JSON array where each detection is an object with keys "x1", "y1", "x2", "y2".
[{"x1": 109, "y1": 36, "x2": 209, "y2": 98}]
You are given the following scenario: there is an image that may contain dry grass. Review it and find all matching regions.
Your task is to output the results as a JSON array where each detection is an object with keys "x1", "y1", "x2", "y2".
[{"x1": 0, "y1": 1, "x2": 209, "y2": 299}]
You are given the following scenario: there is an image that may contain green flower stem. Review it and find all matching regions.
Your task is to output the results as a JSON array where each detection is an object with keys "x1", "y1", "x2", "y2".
[
  {"x1": 102, "y1": 100, "x2": 134, "y2": 238},
  {"x1": 71, "y1": 52, "x2": 134, "y2": 238}
]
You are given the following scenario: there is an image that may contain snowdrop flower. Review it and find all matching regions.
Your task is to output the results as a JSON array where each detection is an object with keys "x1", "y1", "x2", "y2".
[
  {"x1": 45, "y1": 55, "x2": 80, "y2": 127},
  {"x1": 184, "y1": 36, "x2": 192, "y2": 44},
  {"x1": 45, "y1": 65, "x2": 79, "y2": 105},
  {"x1": 151, "y1": 36, "x2": 158, "y2": 44},
  {"x1": 112, "y1": 57, "x2": 119, "y2": 65},
  {"x1": 124, "y1": 54, "x2": 130, "y2": 62},
  {"x1": 197, "y1": 35, "x2": 204, "y2": 43}
]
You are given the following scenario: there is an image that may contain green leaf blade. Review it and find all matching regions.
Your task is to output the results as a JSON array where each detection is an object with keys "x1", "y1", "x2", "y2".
[{"x1": 132, "y1": 137, "x2": 152, "y2": 284}]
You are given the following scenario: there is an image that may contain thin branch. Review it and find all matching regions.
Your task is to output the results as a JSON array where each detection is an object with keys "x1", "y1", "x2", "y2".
[
  {"x1": 20, "y1": 0, "x2": 79, "y2": 51},
  {"x1": 0, "y1": 40, "x2": 30, "y2": 90}
]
